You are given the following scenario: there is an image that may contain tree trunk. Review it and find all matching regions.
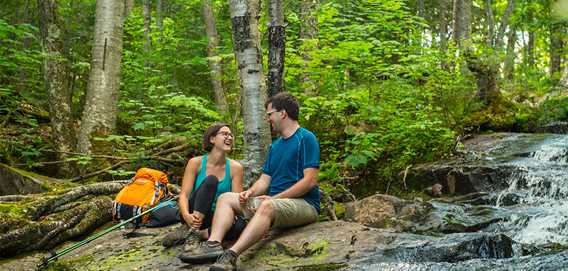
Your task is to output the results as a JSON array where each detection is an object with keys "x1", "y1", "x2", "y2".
[
  {"x1": 484, "y1": 0, "x2": 495, "y2": 47},
  {"x1": 38, "y1": 0, "x2": 76, "y2": 176},
  {"x1": 438, "y1": 0, "x2": 450, "y2": 68},
  {"x1": 203, "y1": 0, "x2": 228, "y2": 114},
  {"x1": 504, "y1": 26, "x2": 516, "y2": 80},
  {"x1": 468, "y1": 56, "x2": 500, "y2": 105},
  {"x1": 550, "y1": 22, "x2": 564, "y2": 81},
  {"x1": 0, "y1": 181, "x2": 127, "y2": 257},
  {"x1": 452, "y1": 0, "x2": 472, "y2": 48},
  {"x1": 229, "y1": 0, "x2": 270, "y2": 184},
  {"x1": 77, "y1": 0, "x2": 126, "y2": 154},
  {"x1": 267, "y1": 0, "x2": 285, "y2": 97},
  {"x1": 300, "y1": 0, "x2": 319, "y2": 94},
  {"x1": 156, "y1": 0, "x2": 163, "y2": 40},
  {"x1": 143, "y1": 0, "x2": 152, "y2": 55},
  {"x1": 527, "y1": 31, "x2": 535, "y2": 68},
  {"x1": 494, "y1": 0, "x2": 514, "y2": 48}
]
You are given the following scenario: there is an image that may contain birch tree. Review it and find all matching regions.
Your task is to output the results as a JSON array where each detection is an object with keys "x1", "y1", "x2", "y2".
[
  {"x1": 77, "y1": 0, "x2": 126, "y2": 154},
  {"x1": 38, "y1": 0, "x2": 76, "y2": 176},
  {"x1": 203, "y1": 0, "x2": 228, "y2": 114},
  {"x1": 267, "y1": 0, "x2": 285, "y2": 97},
  {"x1": 229, "y1": 0, "x2": 270, "y2": 183}
]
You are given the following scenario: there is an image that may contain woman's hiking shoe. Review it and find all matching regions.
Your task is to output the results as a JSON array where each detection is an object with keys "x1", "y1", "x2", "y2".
[
  {"x1": 182, "y1": 228, "x2": 201, "y2": 252},
  {"x1": 178, "y1": 241, "x2": 223, "y2": 264},
  {"x1": 209, "y1": 250, "x2": 237, "y2": 271},
  {"x1": 161, "y1": 224, "x2": 189, "y2": 247}
]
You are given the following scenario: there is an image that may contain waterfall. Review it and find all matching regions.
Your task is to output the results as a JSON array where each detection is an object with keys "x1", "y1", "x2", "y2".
[{"x1": 496, "y1": 135, "x2": 568, "y2": 246}]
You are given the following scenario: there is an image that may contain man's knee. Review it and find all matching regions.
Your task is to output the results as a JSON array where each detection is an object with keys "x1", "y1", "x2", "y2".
[{"x1": 256, "y1": 200, "x2": 275, "y2": 218}]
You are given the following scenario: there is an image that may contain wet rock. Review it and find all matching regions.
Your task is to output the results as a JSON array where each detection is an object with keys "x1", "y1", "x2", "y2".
[
  {"x1": 538, "y1": 121, "x2": 568, "y2": 134},
  {"x1": 378, "y1": 232, "x2": 514, "y2": 262},
  {"x1": 405, "y1": 163, "x2": 515, "y2": 196}
]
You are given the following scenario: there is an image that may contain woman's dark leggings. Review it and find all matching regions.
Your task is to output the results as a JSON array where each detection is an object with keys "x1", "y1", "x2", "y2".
[
  {"x1": 187, "y1": 175, "x2": 246, "y2": 241},
  {"x1": 188, "y1": 175, "x2": 218, "y2": 230}
]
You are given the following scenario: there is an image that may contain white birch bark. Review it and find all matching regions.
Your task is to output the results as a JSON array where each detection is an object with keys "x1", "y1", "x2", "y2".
[
  {"x1": 77, "y1": 0, "x2": 126, "y2": 154},
  {"x1": 229, "y1": 0, "x2": 270, "y2": 184}
]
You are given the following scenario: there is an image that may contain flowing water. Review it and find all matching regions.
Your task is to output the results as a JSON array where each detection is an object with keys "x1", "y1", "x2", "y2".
[{"x1": 348, "y1": 134, "x2": 568, "y2": 270}]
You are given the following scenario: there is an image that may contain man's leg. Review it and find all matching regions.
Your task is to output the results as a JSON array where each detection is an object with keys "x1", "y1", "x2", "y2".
[{"x1": 228, "y1": 199, "x2": 275, "y2": 254}]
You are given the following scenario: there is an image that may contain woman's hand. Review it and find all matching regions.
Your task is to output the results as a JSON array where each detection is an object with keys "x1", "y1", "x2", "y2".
[{"x1": 190, "y1": 214, "x2": 202, "y2": 229}]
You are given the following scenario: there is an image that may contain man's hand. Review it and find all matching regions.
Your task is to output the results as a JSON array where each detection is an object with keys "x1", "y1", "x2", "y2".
[
  {"x1": 256, "y1": 195, "x2": 272, "y2": 201},
  {"x1": 239, "y1": 190, "x2": 252, "y2": 204}
]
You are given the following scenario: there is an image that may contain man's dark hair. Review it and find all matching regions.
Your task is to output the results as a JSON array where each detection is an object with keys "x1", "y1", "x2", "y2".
[
  {"x1": 202, "y1": 122, "x2": 230, "y2": 151},
  {"x1": 265, "y1": 92, "x2": 300, "y2": 121}
]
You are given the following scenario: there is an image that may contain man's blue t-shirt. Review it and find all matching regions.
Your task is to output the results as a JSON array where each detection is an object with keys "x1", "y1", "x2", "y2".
[{"x1": 262, "y1": 127, "x2": 321, "y2": 213}]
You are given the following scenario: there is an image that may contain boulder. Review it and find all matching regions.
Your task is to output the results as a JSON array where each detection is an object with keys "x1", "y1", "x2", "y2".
[
  {"x1": 0, "y1": 163, "x2": 49, "y2": 196},
  {"x1": 343, "y1": 194, "x2": 432, "y2": 232}
]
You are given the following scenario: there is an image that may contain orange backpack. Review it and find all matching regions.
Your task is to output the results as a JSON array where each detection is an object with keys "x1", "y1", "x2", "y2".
[{"x1": 112, "y1": 168, "x2": 170, "y2": 225}]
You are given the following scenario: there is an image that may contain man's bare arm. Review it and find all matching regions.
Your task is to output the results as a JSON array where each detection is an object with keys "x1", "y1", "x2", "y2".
[{"x1": 272, "y1": 168, "x2": 318, "y2": 199}]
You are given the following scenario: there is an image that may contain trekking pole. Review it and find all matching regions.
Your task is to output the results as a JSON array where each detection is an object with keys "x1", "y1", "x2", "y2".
[{"x1": 37, "y1": 195, "x2": 179, "y2": 269}]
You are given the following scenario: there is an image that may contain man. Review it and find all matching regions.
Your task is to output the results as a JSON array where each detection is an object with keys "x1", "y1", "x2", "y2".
[{"x1": 179, "y1": 92, "x2": 321, "y2": 271}]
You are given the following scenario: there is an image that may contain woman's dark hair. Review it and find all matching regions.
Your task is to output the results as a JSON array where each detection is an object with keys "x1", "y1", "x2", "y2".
[
  {"x1": 202, "y1": 122, "x2": 230, "y2": 151},
  {"x1": 265, "y1": 92, "x2": 300, "y2": 120}
]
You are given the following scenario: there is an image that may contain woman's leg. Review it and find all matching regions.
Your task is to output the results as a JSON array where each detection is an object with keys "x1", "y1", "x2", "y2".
[{"x1": 188, "y1": 175, "x2": 218, "y2": 230}]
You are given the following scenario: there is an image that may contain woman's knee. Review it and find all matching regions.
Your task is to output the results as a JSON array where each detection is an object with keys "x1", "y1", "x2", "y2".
[
  {"x1": 217, "y1": 192, "x2": 239, "y2": 203},
  {"x1": 202, "y1": 175, "x2": 219, "y2": 188}
]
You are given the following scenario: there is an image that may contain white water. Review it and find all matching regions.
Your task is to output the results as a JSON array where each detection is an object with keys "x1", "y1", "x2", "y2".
[{"x1": 496, "y1": 135, "x2": 568, "y2": 246}]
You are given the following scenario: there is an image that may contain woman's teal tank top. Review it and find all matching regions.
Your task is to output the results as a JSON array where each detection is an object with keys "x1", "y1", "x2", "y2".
[{"x1": 192, "y1": 155, "x2": 232, "y2": 209}]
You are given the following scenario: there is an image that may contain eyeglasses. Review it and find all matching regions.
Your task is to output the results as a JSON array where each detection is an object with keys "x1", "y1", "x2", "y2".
[
  {"x1": 266, "y1": 110, "x2": 280, "y2": 118},
  {"x1": 217, "y1": 131, "x2": 233, "y2": 138}
]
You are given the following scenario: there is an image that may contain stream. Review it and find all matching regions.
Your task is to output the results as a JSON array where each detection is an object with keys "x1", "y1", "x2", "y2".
[{"x1": 349, "y1": 133, "x2": 568, "y2": 270}]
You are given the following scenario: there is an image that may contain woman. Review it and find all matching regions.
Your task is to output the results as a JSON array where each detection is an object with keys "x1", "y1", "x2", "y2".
[{"x1": 163, "y1": 123, "x2": 244, "y2": 249}]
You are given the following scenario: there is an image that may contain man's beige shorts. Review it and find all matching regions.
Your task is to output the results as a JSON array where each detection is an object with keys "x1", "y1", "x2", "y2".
[{"x1": 244, "y1": 198, "x2": 318, "y2": 228}]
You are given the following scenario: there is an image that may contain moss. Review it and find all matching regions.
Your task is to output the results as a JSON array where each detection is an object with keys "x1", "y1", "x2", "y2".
[
  {"x1": 334, "y1": 202, "x2": 345, "y2": 219},
  {"x1": 43, "y1": 255, "x2": 94, "y2": 271},
  {"x1": 244, "y1": 239, "x2": 331, "y2": 269}
]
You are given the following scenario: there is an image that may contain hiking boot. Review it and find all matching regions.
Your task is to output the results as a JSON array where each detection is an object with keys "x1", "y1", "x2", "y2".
[
  {"x1": 161, "y1": 224, "x2": 190, "y2": 247},
  {"x1": 182, "y1": 228, "x2": 201, "y2": 252},
  {"x1": 209, "y1": 250, "x2": 238, "y2": 271},
  {"x1": 178, "y1": 241, "x2": 223, "y2": 264}
]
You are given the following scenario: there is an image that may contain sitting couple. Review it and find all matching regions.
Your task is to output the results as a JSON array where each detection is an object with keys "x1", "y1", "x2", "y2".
[{"x1": 164, "y1": 92, "x2": 321, "y2": 271}]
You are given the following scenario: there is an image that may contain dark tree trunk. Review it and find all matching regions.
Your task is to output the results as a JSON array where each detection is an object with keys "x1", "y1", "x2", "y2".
[
  {"x1": 550, "y1": 22, "x2": 564, "y2": 81},
  {"x1": 37, "y1": 0, "x2": 76, "y2": 176},
  {"x1": 468, "y1": 56, "x2": 500, "y2": 106},
  {"x1": 504, "y1": 27, "x2": 516, "y2": 80},
  {"x1": 267, "y1": 0, "x2": 285, "y2": 97}
]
